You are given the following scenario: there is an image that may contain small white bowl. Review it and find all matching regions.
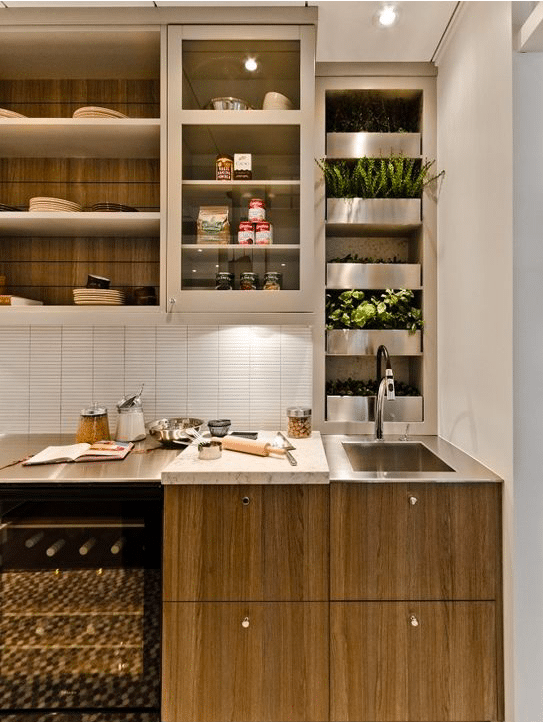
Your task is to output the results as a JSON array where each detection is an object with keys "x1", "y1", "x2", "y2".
[{"x1": 262, "y1": 91, "x2": 294, "y2": 110}]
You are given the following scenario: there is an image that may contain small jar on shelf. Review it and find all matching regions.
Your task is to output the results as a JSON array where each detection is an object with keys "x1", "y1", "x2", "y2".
[{"x1": 287, "y1": 406, "x2": 312, "y2": 439}]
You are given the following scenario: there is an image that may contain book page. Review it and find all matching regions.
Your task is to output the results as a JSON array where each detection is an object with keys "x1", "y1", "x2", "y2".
[{"x1": 23, "y1": 443, "x2": 91, "y2": 465}]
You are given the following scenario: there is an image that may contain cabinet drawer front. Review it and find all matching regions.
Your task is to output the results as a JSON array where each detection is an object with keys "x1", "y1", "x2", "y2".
[
  {"x1": 162, "y1": 602, "x2": 329, "y2": 722},
  {"x1": 331, "y1": 482, "x2": 500, "y2": 600},
  {"x1": 164, "y1": 485, "x2": 329, "y2": 601},
  {"x1": 330, "y1": 601, "x2": 499, "y2": 722}
]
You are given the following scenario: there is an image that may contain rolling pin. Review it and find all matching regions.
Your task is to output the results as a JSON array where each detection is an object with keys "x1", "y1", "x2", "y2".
[{"x1": 220, "y1": 435, "x2": 287, "y2": 458}]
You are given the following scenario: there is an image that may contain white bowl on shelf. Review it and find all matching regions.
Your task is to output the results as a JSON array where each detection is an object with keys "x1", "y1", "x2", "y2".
[{"x1": 262, "y1": 92, "x2": 294, "y2": 110}]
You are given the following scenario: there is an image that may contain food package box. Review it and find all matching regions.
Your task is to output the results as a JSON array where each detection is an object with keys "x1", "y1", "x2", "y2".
[
  {"x1": 234, "y1": 153, "x2": 252, "y2": 180},
  {"x1": 197, "y1": 206, "x2": 231, "y2": 244}
]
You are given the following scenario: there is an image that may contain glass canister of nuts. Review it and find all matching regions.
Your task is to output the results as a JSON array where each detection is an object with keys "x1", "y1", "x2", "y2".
[
  {"x1": 76, "y1": 403, "x2": 111, "y2": 444},
  {"x1": 287, "y1": 406, "x2": 312, "y2": 439}
]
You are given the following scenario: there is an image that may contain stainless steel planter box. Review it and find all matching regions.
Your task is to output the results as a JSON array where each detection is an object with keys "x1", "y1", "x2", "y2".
[
  {"x1": 326, "y1": 132, "x2": 421, "y2": 159},
  {"x1": 327, "y1": 198, "x2": 421, "y2": 225},
  {"x1": 327, "y1": 262, "x2": 421, "y2": 289},
  {"x1": 327, "y1": 395, "x2": 423, "y2": 422},
  {"x1": 326, "y1": 329, "x2": 422, "y2": 355}
]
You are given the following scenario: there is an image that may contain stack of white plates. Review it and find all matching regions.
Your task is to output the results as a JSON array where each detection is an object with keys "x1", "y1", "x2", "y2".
[
  {"x1": 73, "y1": 106, "x2": 127, "y2": 119},
  {"x1": 0, "y1": 108, "x2": 26, "y2": 118},
  {"x1": 29, "y1": 197, "x2": 82, "y2": 212},
  {"x1": 73, "y1": 288, "x2": 125, "y2": 306}
]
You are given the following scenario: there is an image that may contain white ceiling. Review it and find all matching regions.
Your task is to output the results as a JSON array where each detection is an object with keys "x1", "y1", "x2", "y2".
[{"x1": 0, "y1": 0, "x2": 458, "y2": 63}]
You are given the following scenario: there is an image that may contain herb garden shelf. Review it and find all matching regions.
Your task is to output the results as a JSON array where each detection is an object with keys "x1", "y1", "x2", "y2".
[
  {"x1": 326, "y1": 394, "x2": 423, "y2": 422},
  {"x1": 326, "y1": 262, "x2": 421, "y2": 289},
  {"x1": 326, "y1": 329, "x2": 422, "y2": 356},
  {"x1": 326, "y1": 198, "x2": 421, "y2": 225},
  {"x1": 326, "y1": 131, "x2": 421, "y2": 159}
]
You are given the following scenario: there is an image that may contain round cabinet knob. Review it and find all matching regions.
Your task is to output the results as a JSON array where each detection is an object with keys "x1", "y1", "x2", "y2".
[
  {"x1": 241, "y1": 616, "x2": 250, "y2": 628},
  {"x1": 409, "y1": 495, "x2": 418, "y2": 506},
  {"x1": 409, "y1": 614, "x2": 419, "y2": 627},
  {"x1": 242, "y1": 497, "x2": 250, "y2": 506}
]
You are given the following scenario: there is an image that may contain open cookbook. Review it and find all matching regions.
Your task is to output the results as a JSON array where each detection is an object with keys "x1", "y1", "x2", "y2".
[{"x1": 23, "y1": 440, "x2": 133, "y2": 466}]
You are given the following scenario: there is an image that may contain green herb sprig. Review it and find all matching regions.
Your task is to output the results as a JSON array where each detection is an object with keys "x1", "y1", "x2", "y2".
[{"x1": 326, "y1": 288, "x2": 423, "y2": 333}]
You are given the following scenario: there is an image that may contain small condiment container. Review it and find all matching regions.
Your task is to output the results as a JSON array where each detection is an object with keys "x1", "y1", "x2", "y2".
[
  {"x1": 263, "y1": 271, "x2": 282, "y2": 290},
  {"x1": 240, "y1": 271, "x2": 259, "y2": 290},
  {"x1": 198, "y1": 440, "x2": 222, "y2": 460},
  {"x1": 76, "y1": 403, "x2": 111, "y2": 444},
  {"x1": 116, "y1": 398, "x2": 146, "y2": 442},
  {"x1": 255, "y1": 221, "x2": 273, "y2": 245},
  {"x1": 216, "y1": 154, "x2": 233, "y2": 181},
  {"x1": 248, "y1": 198, "x2": 266, "y2": 221},
  {"x1": 287, "y1": 406, "x2": 312, "y2": 439},
  {"x1": 238, "y1": 220, "x2": 254, "y2": 245},
  {"x1": 215, "y1": 272, "x2": 235, "y2": 290}
]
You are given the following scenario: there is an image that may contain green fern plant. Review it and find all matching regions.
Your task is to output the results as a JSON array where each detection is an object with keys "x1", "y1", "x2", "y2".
[{"x1": 316, "y1": 156, "x2": 444, "y2": 199}]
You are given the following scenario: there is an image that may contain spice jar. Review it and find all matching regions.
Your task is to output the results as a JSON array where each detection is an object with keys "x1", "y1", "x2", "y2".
[
  {"x1": 76, "y1": 403, "x2": 111, "y2": 444},
  {"x1": 248, "y1": 198, "x2": 266, "y2": 221},
  {"x1": 287, "y1": 406, "x2": 312, "y2": 439},
  {"x1": 240, "y1": 271, "x2": 259, "y2": 290},
  {"x1": 216, "y1": 154, "x2": 233, "y2": 181},
  {"x1": 215, "y1": 272, "x2": 235, "y2": 290},
  {"x1": 263, "y1": 271, "x2": 282, "y2": 290}
]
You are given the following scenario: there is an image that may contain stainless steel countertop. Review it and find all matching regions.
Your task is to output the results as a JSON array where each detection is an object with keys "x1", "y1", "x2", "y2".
[
  {"x1": 322, "y1": 434, "x2": 502, "y2": 482},
  {"x1": 0, "y1": 434, "x2": 181, "y2": 484}
]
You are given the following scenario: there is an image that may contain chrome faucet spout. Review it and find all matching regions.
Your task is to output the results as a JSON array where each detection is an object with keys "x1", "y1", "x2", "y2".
[{"x1": 374, "y1": 344, "x2": 395, "y2": 439}]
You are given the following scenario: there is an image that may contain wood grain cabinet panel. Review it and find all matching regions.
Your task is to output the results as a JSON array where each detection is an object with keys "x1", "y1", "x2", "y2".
[
  {"x1": 163, "y1": 485, "x2": 328, "y2": 601},
  {"x1": 330, "y1": 482, "x2": 501, "y2": 600},
  {"x1": 162, "y1": 602, "x2": 329, "y2": 722},
  {"x1": 331, "y1": 601, "x2": 498, "y2": 722}
]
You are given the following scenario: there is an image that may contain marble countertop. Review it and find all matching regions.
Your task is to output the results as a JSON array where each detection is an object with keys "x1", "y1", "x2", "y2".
[{"x1": 161, "y1": 431, "x2": 330, "y2": 485}]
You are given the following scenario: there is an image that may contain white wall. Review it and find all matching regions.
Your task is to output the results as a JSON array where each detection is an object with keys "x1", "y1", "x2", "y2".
[
  {"x1": 0, "y1": 325, "x2": 312, "y2": 435},
  {"x1": 435, "y1": 3, "x2": 514, "y2": 719},
  {"x1": 512, "y1": 50, "x2": 543, "y2": 722}
]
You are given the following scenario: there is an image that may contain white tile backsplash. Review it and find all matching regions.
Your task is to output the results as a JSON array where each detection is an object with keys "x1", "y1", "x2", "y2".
[{"x1": 0, "y1": 325, "x2": 312, "y2": 435}]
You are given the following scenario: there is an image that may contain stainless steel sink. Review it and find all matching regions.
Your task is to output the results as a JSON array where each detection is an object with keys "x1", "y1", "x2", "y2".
[{"x1": 342, "y1": 441, "x2": 455, "y2": 473}]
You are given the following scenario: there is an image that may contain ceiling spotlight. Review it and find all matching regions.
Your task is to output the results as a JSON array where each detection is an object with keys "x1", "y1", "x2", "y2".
[
  {"x1": 244, "y1": 57, "x2": 258, "y2": 72},
  {"x1": 377, "y1": 5, "x2": 398, "y2": 27}
]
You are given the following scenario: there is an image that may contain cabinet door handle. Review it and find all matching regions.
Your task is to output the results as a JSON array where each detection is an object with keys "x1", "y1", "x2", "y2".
[
  {"x1": 242, "y1": 496, "x2": 250, "y2": 506},
  {"x1": 409, "y1": 614, "x2": 419, "y2": 627},
  {"x1": 409, "y1": 495, "x2": 418, "y2": 505},
  {"x1": 241, "y1": 616, "x2": 250, "y2": 628}
]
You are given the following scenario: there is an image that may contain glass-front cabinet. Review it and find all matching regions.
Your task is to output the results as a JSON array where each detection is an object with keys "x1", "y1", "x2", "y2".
[{"x1": 167, "y1": 25, "x2": 315, "y2": 313}]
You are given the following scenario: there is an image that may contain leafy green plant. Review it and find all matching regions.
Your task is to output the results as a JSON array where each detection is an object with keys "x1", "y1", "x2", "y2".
[
  {"x1": 316, "y1": 156, "x2": 444, "y2": 199},
  {"x1": 326, "y1": 288, "x2": 423, "y2": 332},
  {"x1": 326, "y1": 91, "x2": 421, "y2": 133},
  {"x1": 329, "y1": 253, "x2": 405, "y2": 264},
  {"x1": 326, "y1": 377, "x2": 420, "y2": 397}
]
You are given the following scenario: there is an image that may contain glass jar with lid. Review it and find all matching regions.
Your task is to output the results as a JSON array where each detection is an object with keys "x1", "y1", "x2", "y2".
[
  {"x1": 76, "y1": 403, "x2": 111, "y2": 444},
  {"x1": 287, "y1": 406, "x2": 312, "y2": 439}
]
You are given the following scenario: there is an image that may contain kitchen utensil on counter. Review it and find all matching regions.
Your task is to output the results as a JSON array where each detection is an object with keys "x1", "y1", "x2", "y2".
[
  {"x1": 198, "y1": 440, "x2": 222, "y2": 460},
  {"x1": 220, "y1": 435, "x2": 287, "y2": 458},
  {"x1": 206, "y1": 96, "x2": 252, "y2": 110},
  {"x1": 272, "y1": 431, "x2": 297, "y2": 466},
  {"x1": 75, "y1": 403, "x2": 110, "y2": 444},
  {"x1": 115, "y1": 385, "x2": 146, "y2": 442},
  {"x1": 183, "y1": 426, "x2": 208, "y2": 444},
  {"x1": 147, "y1": 417, "x2": 204, "y2": 447},
  {"x1": 207, "y1": 419, "x2": 231, "y2": 437}
]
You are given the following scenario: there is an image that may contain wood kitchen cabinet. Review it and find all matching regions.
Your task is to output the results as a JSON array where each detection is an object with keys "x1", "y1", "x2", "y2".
[
  {"x1": 163, "y1": 602, "x2": 329, "y2": 722},
  {"x1": 331, "y1": 601, "x2": 498, "y2": 722},
  {"x1": 163, "y1": 484, "x2": 329, "y2": 601},
  {"x1": 329, "y1": 481, "x2": 503, "y2": 722},
  {"x1": 331, "y1": 482, "x2": 501, "y2": 600}
]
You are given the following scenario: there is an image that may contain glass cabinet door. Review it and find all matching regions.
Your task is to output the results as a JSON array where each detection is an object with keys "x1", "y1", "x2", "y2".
[{"x1": 167, "y1": 25, "x2": 314, "y2": 313}]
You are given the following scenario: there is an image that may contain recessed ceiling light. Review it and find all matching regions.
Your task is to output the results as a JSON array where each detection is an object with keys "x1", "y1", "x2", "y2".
[
  {"x1": 377, "y1": 5, "x2": 398, "y2": 27},
  {"x1": 244, "y1": 57, "x2": 258, "y2": 72}
]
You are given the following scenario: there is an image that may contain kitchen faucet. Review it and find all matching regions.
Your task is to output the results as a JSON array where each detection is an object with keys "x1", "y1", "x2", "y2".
[{"x1": 374, "y1": 344, "x2": 395, "y2": 440}]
